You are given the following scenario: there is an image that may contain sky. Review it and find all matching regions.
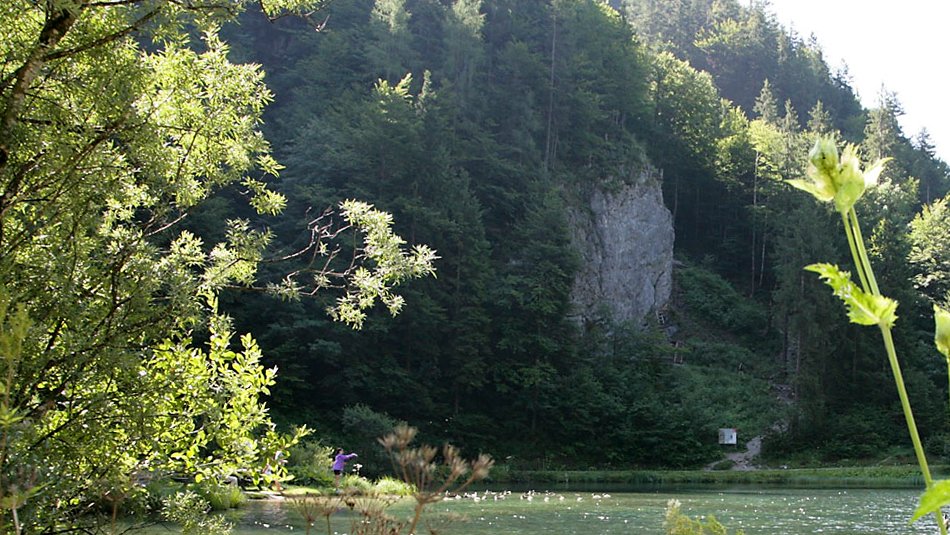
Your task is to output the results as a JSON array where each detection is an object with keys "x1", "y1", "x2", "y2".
[{"x1": 766, "y1": 0, "x2": 950, "y2": 162}]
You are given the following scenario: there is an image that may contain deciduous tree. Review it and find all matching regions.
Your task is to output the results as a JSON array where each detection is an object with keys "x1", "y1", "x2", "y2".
[{"x1": 0, "y1": 1, "x2": 433, "y2": 529}]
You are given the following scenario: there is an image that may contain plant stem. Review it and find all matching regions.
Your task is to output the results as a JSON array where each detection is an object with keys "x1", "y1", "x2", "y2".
[
  {"x1": 847, "y1": 209, "x2": 946, "y2": 534},
  {"x1": 842, "y1": 211, "x2": 870, "y2": 293},
  {"x1": 880, "y1": 327, "x2": 933, "y2": 484},
  {"x1": 408, "y1": 501, "x2": 424, "y2": 535},
  {"x1": 848, "y1": 208, "x2": 879, "y2": 295},
  {"x1": 880, "y1": 326, "x2": 946, "y2": 535}
]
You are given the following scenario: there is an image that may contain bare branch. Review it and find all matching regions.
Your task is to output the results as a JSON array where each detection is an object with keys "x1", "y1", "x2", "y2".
[{"x1": 257, "y1": 0, "x2": 334, "y2": 31}]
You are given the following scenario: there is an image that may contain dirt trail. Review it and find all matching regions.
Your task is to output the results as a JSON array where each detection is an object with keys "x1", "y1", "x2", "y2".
[
  {"x1": 705, "y1": 383, "x2": 793, "y2": 471},
  {"x1": 723, "y1": 435, "x2": 762, "y2": 470}
]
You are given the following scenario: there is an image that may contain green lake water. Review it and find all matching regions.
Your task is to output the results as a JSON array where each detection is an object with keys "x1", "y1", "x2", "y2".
[{"x1": 186, "y1": 487, "x2": 942, "y2": 534}]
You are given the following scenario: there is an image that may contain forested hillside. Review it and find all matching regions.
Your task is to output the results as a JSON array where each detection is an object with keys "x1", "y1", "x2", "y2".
[{"x1": 211, "y1": 0, "x2": 950, "y2": 469}]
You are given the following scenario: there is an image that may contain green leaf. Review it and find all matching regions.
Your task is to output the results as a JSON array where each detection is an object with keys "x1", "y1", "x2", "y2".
[
  {"x1": 912, "y1": 479, "x2": 950, "y2": 522},
  {"x1": 0, "y1": 404, "x2": 23, "y2": 427},
  {"x1": 805, "y1": 263, "x2": 898, "y2": 328},
  {"x1": 935, "y1": 305, "x2": 950, "y2": 359},
  {"x1": 786, "y1": 178, "x2": 834, "y2": 203},
  {"x1": 0, "y1": 494, "x2": 26, "y2": 511},
  {"x1": 0, "y1": 483, "x2": 44, "y2": 511}
]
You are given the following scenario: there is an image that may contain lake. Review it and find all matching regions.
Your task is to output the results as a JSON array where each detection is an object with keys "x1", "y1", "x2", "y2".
[{"x1": 202, "y1": 487, "x2": 941, "y2": 534}]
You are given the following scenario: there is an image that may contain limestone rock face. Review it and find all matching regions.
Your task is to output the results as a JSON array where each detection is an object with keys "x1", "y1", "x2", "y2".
[{"x1": 568, "y1": 170, "x2": 674, "y2": 327}]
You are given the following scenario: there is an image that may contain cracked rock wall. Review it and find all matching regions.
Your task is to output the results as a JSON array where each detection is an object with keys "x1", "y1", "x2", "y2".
[{"x1": 567, "y1": 169, "x2": 674, "y2": 327}]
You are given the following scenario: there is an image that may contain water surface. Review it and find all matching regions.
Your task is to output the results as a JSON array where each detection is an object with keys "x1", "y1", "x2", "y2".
[{"x1": 207, "y1": 487, "x2": 939, "y2": 534}]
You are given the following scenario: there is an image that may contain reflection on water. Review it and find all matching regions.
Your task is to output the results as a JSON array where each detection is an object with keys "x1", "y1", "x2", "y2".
[{"x1": 148, "y1": 488, "x2": 939, "y2": 534}]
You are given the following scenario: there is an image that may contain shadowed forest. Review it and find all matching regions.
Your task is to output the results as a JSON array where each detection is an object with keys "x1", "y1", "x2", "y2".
[{"x1": 215, "y1": 0, "x2": 950, "y2": 470}]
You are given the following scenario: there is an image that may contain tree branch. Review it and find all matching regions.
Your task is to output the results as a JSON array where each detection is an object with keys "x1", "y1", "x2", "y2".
[
  {"x1": 42, "y1": 9, "x2": 160, "y2": 63},
  {"x1": 0, "y1": 4, "x2": 80, "y2": 169}
]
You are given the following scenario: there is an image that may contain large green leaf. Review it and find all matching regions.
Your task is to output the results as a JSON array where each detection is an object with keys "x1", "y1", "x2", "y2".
[{"x1": 805, "y1": 263, "x2": 898, "y2": 328}]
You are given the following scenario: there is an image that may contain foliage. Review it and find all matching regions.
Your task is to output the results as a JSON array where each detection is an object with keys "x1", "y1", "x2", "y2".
[
  {"x1": 340, "y1": 474, "x2": 375, "y2": 493},
  {"x1": 162, "y1": 491, "x2": 232, "y2": 535},
  {"x1": 373, "y1": 476, "x2": 415, "y2": 496},
  {"x1": 287, "y1": 437, "x2": 335, "y2": 486},
  {"x1": 675, "y1": 355, "x2": 780, "y2": 436},
  {"x1": 4, "y1": 0, "x2": 946, "y2": 504},
  {"x1": 341, "y1": 404, "x2": 405, "y2": 478},
  {"x1": 676, "y1": 264, "x2": 774, "y2": 349},
  {"x1": 806, "y1": 263, "x2": 898, "y2": 327},
  {"x1": 0, "y1": 0, "x2": 436, "y2": 531},
  {"x1": 327, "y1": 200, "x2": 439, "y2": 329},
  {"x1": 194, "y1": 481, "x2": 247, "y2": 511},
  {"x1": 909, "y1": 197, "x2": 950, "y2": 307},
  {"x1": 664, "y1": 498, "x2": 745, "y2": 535},
  {"x1": 214, "y1": 0, "x2": 950, "y2": 474}
]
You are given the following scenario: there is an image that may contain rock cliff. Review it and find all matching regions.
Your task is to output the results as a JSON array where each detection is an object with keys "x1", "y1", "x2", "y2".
[{"x1": 567, "y1": 168, "x2": 674, "y2": 327}]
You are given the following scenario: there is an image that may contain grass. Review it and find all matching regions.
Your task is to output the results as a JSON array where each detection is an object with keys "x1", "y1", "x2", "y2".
[
  {"x1": 278, "y1": 475, "x2": 414, "y2": 498},
  {"x1": 494, "y1": 465, "x2": 950, "y2": 488},
  {"x1": 271, "y1": 464, "x2": 950, "y2": 500}
]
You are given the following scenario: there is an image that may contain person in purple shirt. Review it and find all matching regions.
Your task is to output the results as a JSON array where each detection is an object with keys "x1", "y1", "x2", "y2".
[{"x1": 332, "y1": 448, "x2": 358, "y2": 488}]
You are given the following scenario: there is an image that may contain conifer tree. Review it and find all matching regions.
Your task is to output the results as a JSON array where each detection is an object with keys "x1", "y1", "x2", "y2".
[{"x1": 753, "y1": 79, "x2": 779, "y2": 123}]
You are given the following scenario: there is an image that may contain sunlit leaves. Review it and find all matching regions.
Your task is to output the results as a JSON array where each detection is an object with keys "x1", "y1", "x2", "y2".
[
  {"x1": 143, "y1": 308, "x2": 306, "y2": 484},
  {"x1": 935, "y1": 305, "x2": 950, "y2": 360},
  {"x1": 137, "y1": 29, "x2": 274, "y2": 208},
  {"x1": 330, "y1": 200, "x2": 438, "y2": 328},
  {"x1": 260, "y1": 0, "x2": 328, "y2": 18},
  {"x1": 908, "y1": 198, "x2": 950, "y2": 304},
  {"x1": 244, "y1": 176, "x2": 287, "y2": 216},
  {"x1": 912, "y1": 479, "x2": 950, "y2": 523},
  {"x1": 0, "y1": 1, "x2": 325, "y2": 528},
  {"x1": 651, "y1": 51, "x2": 721, "y2": 170},
  {"x1": 805, "y1": 263, "x2": 898, "y2": 328},
  {"x1": 203, "y1": 219, "x2": 272, "y2": 290}
]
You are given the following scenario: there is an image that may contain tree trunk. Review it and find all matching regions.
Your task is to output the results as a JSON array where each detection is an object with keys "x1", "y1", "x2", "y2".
[{"x1": 543, "y1": 9, "x2": 557, "y2": 173}]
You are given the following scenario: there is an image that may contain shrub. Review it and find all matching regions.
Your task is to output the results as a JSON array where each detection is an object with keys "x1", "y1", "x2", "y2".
[
  {"x1": 140, "y1": 478, "x2": 187, "y2": 515},
  {"x1": 676, "y1": 264, "x2": 774, "y2": 350},
  {"x1": 709, "y1": 459, "x2": 736, "y2": 471},
  {"x1": 341, "y1": 404, "x2": 405, "y2": 478},
  {"x1": 340, "y1": 474, "x2": 374, "y2": 493},
  {"x1": 373, "y1": 476, "x2": 414, "y2": 496},
  {"x1": 192, "y1": 481, "x2": 246, "y2": 511},
  {"x1": 162, "y1": 491, "x2": 232, "y2": 535},
  {"x1": 288, "y1": 437, "x2": 335, "y2": 486}
]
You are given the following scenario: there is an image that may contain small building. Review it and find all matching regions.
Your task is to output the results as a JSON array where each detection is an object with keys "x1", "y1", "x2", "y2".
[{"x1": 718, "y1": 428, "x2": 737, "y2": 445}]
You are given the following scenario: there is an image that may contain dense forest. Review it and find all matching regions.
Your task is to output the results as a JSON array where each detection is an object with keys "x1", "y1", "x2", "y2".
[
  {"x1": 5, "y1": 0, "x2": 950, "y2": 527},
  {"x1": 209, "y1": 0, "x2": 950, "y2": 470}
]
